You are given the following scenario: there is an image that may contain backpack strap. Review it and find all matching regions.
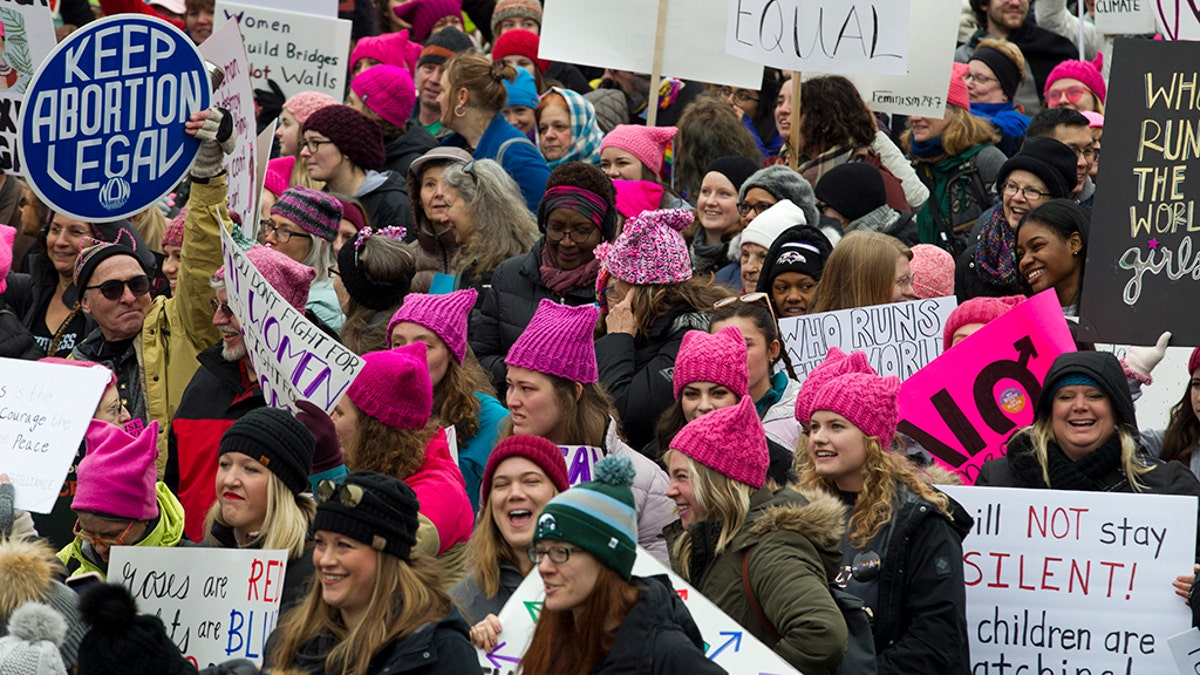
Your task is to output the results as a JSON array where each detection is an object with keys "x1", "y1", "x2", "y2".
[
  {"x1": 741, "y1": 547, "x2": 782, "y2": 643},
  {"x1": 496, "y1": 136, "x2": 536, "y2": 166}
]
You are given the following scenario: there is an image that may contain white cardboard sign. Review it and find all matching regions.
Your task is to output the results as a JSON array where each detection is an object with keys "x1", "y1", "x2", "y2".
[
  {"x1": 1095, "y1": 0, "x2": 1157, "y2": 34},
  {"x1": 250, "y1": 119, "x2": 277, "y2": 238},
  {"x1": 0, "y1": 357, "x2": 108, "y2": 513},
  {"x1": 0, "y1": 0, "x2": 55, "y2": 177},
  {"x1": 228, "y1": 0, "x2": 337, "y2": 18},
  {"x1": 201, "y1": 21, "x2": 257, "y2": 232}
]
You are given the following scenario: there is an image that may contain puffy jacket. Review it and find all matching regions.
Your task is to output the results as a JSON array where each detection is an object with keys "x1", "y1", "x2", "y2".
[
  {"x1": 762, "y1": 377, "x2": 801, "y2": 452},
  {"x1": 604, "y1": 421, "x2": 677, "y2": 565},
  {"x1": 57, "y1": 482, "x2": 189, "y2": 579},
  {"x1": 443, "y1": 113, "x2": 550, "y2": 212},
  {"x1": 383, "y1": 123, "x2": 438, "y2": 178},
  {"x1": 469, "y1": 239, "x2": 597, "y2": 390},
  {"x1": 449, "y1": 560, "x2": 523, "y2": 625},
  {"x1": 667, "y1": 487, "x2": 849, "y2": 674},
  {"x1": 409, "y1": 428, "x2": 475, "y2": 587},
  {"x1": 357, "y1": 169, "x2": 416, "y2": 233}
]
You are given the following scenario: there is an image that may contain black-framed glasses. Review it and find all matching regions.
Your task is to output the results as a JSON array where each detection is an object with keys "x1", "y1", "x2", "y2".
[
  {"x1": 738, "y1": 200, "x2": 774, "y2": 217},
  {"x1": 546, "y1": 225, "x2": 599, "y2": 243},
  {"x1": 528, "y1": 544, "x2": 585, "y2": 565},
  {"x1": 86, "y1": 275, "x2": 151, "y2": 301},
  {"x1": 210, "y1": 297, "x2": 233, "y2": 319},
  {"x1": 317, "y1": 479, "x2": 365, "y2": 507},
  {"x1": 303, "y1": 138, "x2": 334, "y2": 153},
  {"x1": 462, "y1": 160, "x2": 479, "y2": 185},
  {"x1": 714, "y1": 86, "x2": 759, "y2": 106},
  {"x1": 1002, "y1": 181, "x2": 1048, "y2": 201},
  {"x1": 263, "y1": 221, "x2": 312, "y2": 243}
]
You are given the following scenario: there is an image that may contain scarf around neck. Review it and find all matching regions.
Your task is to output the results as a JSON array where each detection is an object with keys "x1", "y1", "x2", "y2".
[
  {"x1": 1007, "y1": 432, "x2": 1126, "y2": 491},
  {"x1": 539, "y1": 243, "x2": 601, "y2": 295},
  {"x1": 974, "y1": 206, "x2": 1020, "y2": 289}
]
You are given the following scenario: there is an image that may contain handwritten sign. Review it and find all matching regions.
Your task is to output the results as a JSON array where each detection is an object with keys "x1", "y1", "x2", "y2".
[
  {"x1": 0, "y1": 0, "x2": 54, "y2": 176},
  {"x1": 234, "y1": 0, "x2": 337, "y2": 17},
  {"x1": 0, "y1": 358, "x2": 109, "y2": 513},
  {"x1": 108, "y1": 547, "x2": 289, "y2": 668},
  {"x1": 213, "y1": 1, "x2": 352, "y2": 101},
  {"x1": 220, "y1": 226, "x2": 364, "y2": 414},
  {"x1": 779, "y1": 296, "x2": 957, "y2": 380},
  {"x1": 20, "y1": 15, "x2": 208, "y2": 222},
  {"x1": 1078, "y1": 38, "x2": 1200, "y2": 345},
  {"x1": 726, "y1": 0, "x2": 911, "y2": 76},
  {"x1": 476, "y1": 546, "x2": 799, "y2": 674},
  {"x1": 539, "y1": 0, "x2": 762, "y2": 90},
  {"x1": 1156, "y1": 0, "x2": 1200, "y2": 40},
  {"x1": 942, "y1": 486, "x2": 1196, "y2": 675},
  {"x1": 200, "y1": 21, "x2": 255, "y2": 231},
  {"x1": 560, "y1": 445, "x2": 602, "y2": 487},
  {"x1": 1096, "y1": 0, "x2": 1156, "y2": 33},
  {"x1": 897, "y1": 290, "x2": 1075, "y2": 485}
]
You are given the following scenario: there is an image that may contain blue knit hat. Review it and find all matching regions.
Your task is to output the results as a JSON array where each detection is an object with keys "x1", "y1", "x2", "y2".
[
  {"x1": 533, "y1": 455, "x2": 638, "y2": 579},
  {"x1": 503, "y1": 66, "x2": 538, "y2": 109}
]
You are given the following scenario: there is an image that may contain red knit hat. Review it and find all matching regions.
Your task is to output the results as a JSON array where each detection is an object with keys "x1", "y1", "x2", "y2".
[
  {"x1": 386, "y1": 288, "x2": 479, "y2": 362},
  {"x1": 73, "y1": 419, "x2": 160, "y2": 521},
  {"x1": 941, "y1": 295, "x2": 1024, "y2": 350},
  {"x1": 350, "y1": 29, "x2": 422, "y2": 72},
  {"x1": 1044, "y1": 53, "x2": 1106, "y2": 105},
  {"x1": 346, "y1": 343, "x2": 434, "y2": 430},
  {"x1": 492, "y1": 29, "x2": 549, "y2": 74},
  {"x1": 673, "y1": 326, "x2": 749, "y2": 399},
  {"x1": 479, "y1": 434, "x2": 570, "y2": 505},
  {"x1": 600, "y1": 125, "x2": 677, "y2": 178},
  {"x1": 794, "y1": 348, "x2": 876, "y2": 424},
  {"x1": 670, "y1": 396, "x2": 768, "y2": 489},
  {"x1": 810, "y1": 372, "x2": 902, "y2": 449},
  {"x1": 351, "y1": 65, "x2": 418, "y2": 128},
  {"x1": 948, "y1": 62, "x2": 971, "y2": 110},
  {"x1": 505, "y1": 299, "x2": 600, "y2": 384}
]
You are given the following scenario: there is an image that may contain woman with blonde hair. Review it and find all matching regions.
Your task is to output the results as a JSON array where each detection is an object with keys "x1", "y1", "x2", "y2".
[
  {"x1": 265, "y1": 471, "x2": 478, "y2": 675},
  {"x1": 808, "y1": 231, "x2": 915, "y2": 313}
]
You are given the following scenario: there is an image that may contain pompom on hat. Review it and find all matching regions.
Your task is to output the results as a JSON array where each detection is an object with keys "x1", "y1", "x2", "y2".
[
  {"x1": 346, "y1": 343, "x2": 434, "y2": 430},
  {"x1": 810, "y1": 371, "x2": 902, "y2": 449},
  {"x1": 533, "y1": 454, "x2": 638, "y2": 579},
  {"x1": 1044, "y1": 53, "x2": 1106, "y2": 105},
  {"x1": 351, "y1": 65, "x2": 418, "y2": 128},
  {"x1": 598, "y1": 208, "x2": 692, "y2": 286},
  {"x1": 386, "y1": 288, "x2": 479, "y2": 362},
  {"x1": 942, "y1": 295, "x2": 1024, "y2": 350},
  {"x1": 0, "y1": 603, "x2": 69, "y2": 675},
  {"x1": 505, "y1": 299, "x2": 600, "y2": 383},
  {"x1": 673, "y1": 326, "x2": 749, "y2": 399},
  {"x1": 794, "y1": 348, "x2": 876, "y2": 424},
  {"x1": 600, "y1": 125, "x2": 677, "y2": 179},
  {"x1": 670, "y1": 396, "x2": 768, "y2": 489},
  {"x1": 72, "y1": 419, "x2": 160, "y2": 523},
  {"x1": 479, "y1": 435, "x2": 570, "y2": 505}
]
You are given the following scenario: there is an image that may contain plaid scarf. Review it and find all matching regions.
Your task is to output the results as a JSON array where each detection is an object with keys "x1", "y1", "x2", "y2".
[{"x1": 974, "y1": 207, "x2": 1019, "y2": 289}]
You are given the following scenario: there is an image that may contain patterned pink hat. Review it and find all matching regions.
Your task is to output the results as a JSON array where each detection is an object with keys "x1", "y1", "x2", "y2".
[
  {"x1": 215, "y1": 245, "x2": 317, "y2": 312},
  {"x1": 909, "y1": 244, "x2": 955, "y2": 299},
  {"x1": 673, "y1": 326, "x2": 748, "y2": 399},
  {"x1": 505, "y1": 299, "x2": 600, "y2": 383},
  {"x1": 600, "y1": 125, "x2": 677, "y2": 178},
  {"x1": 794, "y1": 348, "x2": 876, "y2": 424},
  {"x1": 73, "y1": 419, "x2": 160, "y2": 521},
  {"x1": 161, "y1": 211, "x2": 185, "y2": 248},
  {"x1": 347, "y1": 343, "x2": 434, "y2": 430},
  {"x1": 671, "y1": 395, "x2": 768, "y2": 488},
  {"x1": 810, "y1": 372, "x2": 902, "y2": 449},
  {"x1": 386, "y1": 288, "x2": 479, "y2": 362},
  {"x1": 350, "y1": 29, "x2": 422, "y2": 72},
  {"x1": 599, "y1": 208, "x2": 692, "y2": 286},
  {"x1": 283, "y1": 91, "x2": 340, "y2": 125}
]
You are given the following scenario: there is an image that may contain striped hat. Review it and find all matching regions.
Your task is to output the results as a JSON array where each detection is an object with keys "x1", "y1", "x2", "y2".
[
  {"x1": 271, "y1": 186, "x2": 342, "y2": 242},
  {"x1": 533, "y1": 454, "x2": 638, "y2": 579}
]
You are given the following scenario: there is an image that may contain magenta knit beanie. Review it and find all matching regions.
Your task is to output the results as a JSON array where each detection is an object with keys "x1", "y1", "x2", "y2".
[
  {"x1": 909, "y1": 244, "x2": 955, "y2": 299},
  {"x1": 385, "y1": 288, "x2": 479, "y2": 362},
  {"x1": 73, "y1": 419, "x2": 160, "y2": 520},
  {"x1": 284, "y1": 91, "x2": 340, "y2": 125},
  {"x1": 480, "y1": 434, "x2": 570, "y2": 505},
  {"x1": 671, "y1": 396, "x2": 768, "y2": 489},
  {"x1": 272, "y1": 185, "x2": 343, "y2": 242},
  {"x1": 506, "y1": 299, "x2": 600, "y2": 383},
  {"x1": 492, "y1": 29, "x2": 549, "y2": 74},
  {"x1": 794, "y1": 348, "x2": 876, "y2": 424},
  {"x1": 810, "y1": 372, "x2": 902, "y2": 449},
  {"x1": 1189, "y1": 348, "x2": 1200, "y2": 375},
  {"x1": 351, "y1": 65, "x2": 418, "y2": 128},
  {"x1": 264, "y1": 156, "x2": 294, "y2": 198},
  {"x1": 246, "y1": 245, "x2": 317, "y2": 312},
  {"x1": 0, "y1": 225, "x2": 10, "y2": 294},
  {"x1": 599, "y1": 208, "x2": 692, "y2": 286},
  {"x1": 600, "y1": 125, "x2": 677, "y2": 178},
  {"x1": 350, "y1": 29, "x2": 422, "y2": 72},
  {"x1": 948, "y1": 62, "x2": 970, "y2": 110},
  {"x1": 1044, "y1": 53, "x2": 1106, "y2": 104},
  {"x1": 347, "y1": 343, "x2": 434, "y2": 430},
  {"x1": 161, "y1": 212, "x2": 185, "y2": 249},
  {"x1": 941, "y1": 295, "x2": 1024, "y2": 350},
  {"x1": 673, "y1": 326, "x2": 749, "y2": 399},
  {"x1": 394, "y1": 0, "x2": 463, "y2": 43},
  {"x1": 612, "y1": 179, "x2": 665, "y2": 219}
]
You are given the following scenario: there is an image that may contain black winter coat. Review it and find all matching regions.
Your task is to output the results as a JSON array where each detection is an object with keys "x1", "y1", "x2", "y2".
[
  {"x1": 383, "y1": 124, "x2": 438, "y2": 180},
  {"x1": 359, "y1": 170, "x2": 416, "y2": 235},
  {"x1": 0, "y1": 299, "x2": 43, "y2": 360},
  {"x1": 206, "y1": 522, "x2": 314, "y2": 610},
  {"x1": 4, "y1": 255, "x2": 91, "y2": 356}
]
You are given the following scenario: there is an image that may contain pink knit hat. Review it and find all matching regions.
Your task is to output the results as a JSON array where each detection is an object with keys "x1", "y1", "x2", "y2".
[
  {"x1": 264, "y1": 156, "x2": 294, "y2": 198},
  {"x1": 1080, "y1": 110, "x2": 1104, "y2": 128},
  {"x1": 1044, "y1": 53, "x2": 1106, "y2": 104},
  {"x1": 673, "y1": 326, "x2": 748, "y2": 399},
  {"x1": 73, "y1": 419, "x2": 160, "y2": 521},
  {"x1": 492, "y1": 29, "x2": 549, "y2": 74},
  {"x1": 350, "y1": 29, "x2": 422, "y2": 72},
  {"x1": 385, "y1": 288, "x2": 479, "y2": 362},
  {"x1": 612, "y1": 179, "x2": 664, "y2": 219},
  {"x1": 283, "y1": 91, "x2": 340, "y2": 125},
  {"x1": 505, "y1": 299, "x2": 600, "y2": 383},
  {"x1": 600, "y1": 125, "x2": 677, "y2": 178},
  {"x1": 810, "y1": 372, "x2": 902, "y2": 449},
  {"x1": 351, "y1": 65, "x2": 418, "y2": 128},
  {"x1": 794, "y1": 348, "x2": 876, "y2": 424},
  {"x1": 394, "y1": 0, "x2": 463, "y2": 43},
  {"x1": 948, "y1": 62, "x2": 971, "y2": 110},
  {"x1": 909, "y1": 244, "x2": 955, "y2": 299},
  {"x1": 347, "y1": 342, "x2": 434, "y2": 430},
  {"x1": 942, "y1": 295, "x2": 1024, "y2": 350},
  {"x1": 161, "y1": 212, "x2": 185, "y2": 248},
  {"x1": 250, "y1": 245, "x2": 317, "y2": 312},
  {"x1": 670, "y1": 396, "x2": 768, "y2": 489},
  {"x1": 0, "y1": 224, "x2": 14, "y2": 294},
  {"x1": 599, "y1": 208, "x2": 692, "y2": 286}
]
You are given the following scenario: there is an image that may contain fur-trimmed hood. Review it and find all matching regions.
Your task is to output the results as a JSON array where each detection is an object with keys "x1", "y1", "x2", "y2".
[
  {"x1": 0, "y1": 536, "x2": 82, "y2": 668},
  {"x1": 747, "y1": 487, "x2": 848, "y2": 580}
]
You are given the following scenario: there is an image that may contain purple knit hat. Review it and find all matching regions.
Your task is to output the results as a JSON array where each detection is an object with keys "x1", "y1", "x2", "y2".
[
  {"x1": 73, "y1": 419, "x2": 160, "y2": 521},
  {"x1": 386, "y1": 288, "x2": 479, "y2": 362},
  {"x1": 673, "y1": 326, "x2": 749, "y2": 399},
  {"x1": 794, "y1": 348, "x2": 876, "y2": 424},
  {"x1": 394, "y1": 0, "x2": 463, "y2": 43},
  {"x1": 942, "y1": 295, "x2": 1024, "y2": 350},
  {"x1": 303, "y1": 105, "x2": 387, "y2": 172},
  {"x1": 810, "y1": 372, "x2": 902, "y2": 449},
  {"x1": 264, "y1": 156, "x2": 294, "y2": 198},
  {"x1": 1044, "y1": 53, "x2": 1106, "y2": 105},
  {"x1": 347, "y1": 343, "x2": 434, "y2": 430},
  {"x1": 352, "y1": 65, "x2": 418, "y2": 129},
  {"x1": 271, "y1": 185, "x2": 343, "y2": 242},
  {"x1": 600, "y1": 125, "x2": 677, "y2": 178},
  {"x1": 506, "y1": 299, "x2": 600, "y2": 383},
  {"x1": 284, "y1": 91, "x2": 340, "y2": 125},
  {"x1": 350, "y1": 29, "x2": 422, "y2": 72},
  {"x1": 671, "y1": 395, "x2": 768, "y2": 489},
  {"x1": 599, "y1": 208, "x2": 692, "y2": 286}
]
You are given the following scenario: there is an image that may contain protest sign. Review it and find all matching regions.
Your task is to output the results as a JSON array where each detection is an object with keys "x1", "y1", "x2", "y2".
[
  {"x1": 234, "y1": 0, "x2": 337, "y2": 18},
  {"x1": 1097, "y1": 343, "x2": 1191, "y2": 431},
  {"x1": 0, "y1": 0, "x2": 54, "y2": 176},
  {"x1": 1169, "y1": 628, "x2": 1200, "y2": 673},
  {"x1": 539, "y1": 0, "x2": 762, "y2": 90},
  {"x1": 220, "y1": 226, "x2": 364, "y2": 414},
  {"x1": 108, "y1": 547, "x2": 289, "y2": 668},
  {"x1": 560, "y1": 445, "x2": 602, "y2": 486},
  {"x1": 1095, "y1": 0, "x2": 1156, "y2": 34},
  {"x1": 1077, "y1": 38, "x2": 1200, "y2": 345},
  {"x1": 0, "y1": 357, "x2": 108, "y2": 513},
  {"x1": 201, "y1": 21, "x2": 256, "y2": 231},
  {"x1": 1155, "y1": 0, "x2": 1200, "y2": 40},
  {"x1": 249, "y1": 120, "x2": 276, "y2": 238},
  {"x1": 476, "y1": 546, "x2": 799, "y2": 675},
  {"x1": 20, "y1": 15, "x2": 209, "y2": 222},
  {"x1": 897, "y1": 290, "x2": 1075, "y2": 485},
  {"x1": 213, "y1": 1, "x2": 352, "y2": 101},
  {"x1": 942, "y1": 486, "x2": 1197, "y2": 675},
  {"x1": 726, "y1": 0, "x2": 911, "y2": 76},
  {"x1": 779, "y1": 295, "x2": 957, "y2": 380}
]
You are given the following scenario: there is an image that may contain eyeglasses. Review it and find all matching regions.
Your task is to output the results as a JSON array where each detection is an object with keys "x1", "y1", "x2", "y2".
[
  {"x1": 895, "y1": 274, "x2": 914, "y2": 290},
  {"x1": 327, "y1": 266, "x2": 341, "y2": 277},
  {"x1": 1046, "y1": 86, "x2": 1090, "y2": 105},
  {"x1": 210, "y1": 297, "x2": 233, "y2": 319},
  {"x1": 546, "y1": 225, "x2": 598, "y2": 243},
  {"x1": 738, "y1": 201, "x2": 775, "y2": 217},
  {"x1": 962, "y1": 72, "x2": 997, "y2": 85},
  {"x1": 302, "y1": 138, "x2": 334, "y2": 153},
  {"x1": 73, "y1": 518, "x2": 139, "y2": 547},
  {"x1": 715, "y1": 86, "x2": 760, "y2": 106},
  {"x1": 263, "y1": 221, "x2": 312, "y2": 243},
  {"x1": 527, "y1": 544, "x2": 585, "y2": 565},
  {"x1": 48, "y1": 223, "x2": 91, "y2": 239},
  {"x1": 317, "y1": 479, "x2": 365, "y2": 507},
  {"x1": 85, "y1": 275, "x2": 151, "y2": 301},
  {"x1": 1067, "y1": 145, "x2": 1100, "y2": 161},
  {"x1": 1002, "y1": 181, "x2": 1048, "y2": 201}
]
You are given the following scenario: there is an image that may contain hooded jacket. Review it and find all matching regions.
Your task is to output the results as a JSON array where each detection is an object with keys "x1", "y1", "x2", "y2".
[
  {"x1": 0, "y1": 536, "x2": 84, "y2": 669},
  {"x1": 57, "y1": 482, "x2": 188, "y2": 579},
  {"x1": 357, "y1": 170, "x2": 416, "y2": 234},
  {"x1": 383, "y1": 123, "x2": 438, "y2": 178}
]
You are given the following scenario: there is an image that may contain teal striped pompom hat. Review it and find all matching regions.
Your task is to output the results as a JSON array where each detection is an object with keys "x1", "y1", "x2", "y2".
[{"x1": 533, "y1": 454, "x2": 638, "y2": 579}]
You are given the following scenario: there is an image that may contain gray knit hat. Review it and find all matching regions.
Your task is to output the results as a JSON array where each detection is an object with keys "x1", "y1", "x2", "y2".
[
  {"x1": 739, "y1": 166, "x2": 819, "y2": 230},
  {"x1": 0, "y1": 603, "x2": 69, "y2": 675}
]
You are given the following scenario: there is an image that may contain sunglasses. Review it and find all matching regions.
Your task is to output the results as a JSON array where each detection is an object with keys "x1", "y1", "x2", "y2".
[
  {"x1": 73, "y1": 518, "x2": 139, "y2": 547},
  {"x1": 317, "y1": 479, "x2": 365, "y2": 507},
  {"x1": 86, "y1": 275, "x2": 151, "y2": 301},
  {"x1": 1046, "y1": 86, "x2": 1089, "y2": 105},
  {"x1": 714, "y1": 292, "x2": 778, "y2": 324},
  {"x1": 210, "y1": 297, "x2": 233, "y2": 319}
]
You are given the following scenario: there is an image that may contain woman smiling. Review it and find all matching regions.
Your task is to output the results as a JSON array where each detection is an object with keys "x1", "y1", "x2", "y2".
[{"x1": 1015, "y1": 199, "x2": 1088, "y2": 314}]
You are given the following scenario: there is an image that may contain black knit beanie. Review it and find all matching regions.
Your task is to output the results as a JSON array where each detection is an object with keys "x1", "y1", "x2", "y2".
[
  {"x1": 303, "y1": 105, "x2": 386, "y2": 172},
  {"x1": 704, "y1": 156, "x2": 759, "y2": 194},
  {"x1": 219, "y1": 407, "x2": 316, "y2": 495},
  {"x1": 76, "y1": 584, "x2": 194, "y2": 675},
  {"x1": 337, "y1": 236, "x2": 412, "y2": 311},
  {"x1": 971, "y1": 45, "x2": 1022, "y2": 102},
  {"x1": 814, "y1": 162, "x2": 887, "y2": 222},
  {"x1": 756, "y1": 224, "x2": 834, "y2": 294},
  {"x1": 312, "y1": 471, "x2": 420, "y2": 561}
]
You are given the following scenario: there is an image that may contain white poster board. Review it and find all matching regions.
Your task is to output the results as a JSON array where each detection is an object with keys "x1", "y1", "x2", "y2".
[
  {"x1": 220, "y1": 226, "x2": 365, "y2": 414},
  {"x1": 942, "y1": 486, "x2": 1196, "y2": 674},
  {"x1": 0, "y1": 357, "x2": 109, "y2": 513},
  {"x1": 0, "y1": 0, "x2": 54, "y2": 176},
  {"x1": 1154, "y1": 0, "x2": 1200, "y2": 40},
  {"x1": 476, "y1": 546, "x2": 800, "y2": 674},
  {"x1": 1096, "y1": 343, "x2": 1191, "y2": 432},
  {"x1": 213, "y1": 2, "x2": 352, "y2": 100},
  {"x1": 108, "y1": 547, "x2": 289, "y2": 668},
  {"x1": 201, "y1": 21, "x2": 257, "y2": 232},
  {"x1": 778, "y1": 295, "x2": 957, "y2": 380},
  {"x1": 539, "y1": 0, "x2": 763, "y2": 90},
  {"x1": 1095, "y1": 0, "x2": 1156, "y2": 34},
  {"x1": 560, "y1": 445, "x2": 602, "y2": 487},
  {"x1": 230, "y1": 0, "x2": 337, "y2": 18},
  {"x1": 249, "y1": 119, "x2": 277, "y2": 238}
]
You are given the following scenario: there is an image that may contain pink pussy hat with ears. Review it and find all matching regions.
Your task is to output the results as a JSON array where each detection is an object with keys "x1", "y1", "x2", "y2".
[
  {"x1": 794, "y1": 348, "x2": 876, "y2": 424},
  {"x1": 346, "y1": 342, "x2": 434, "y2": 430},
  {"x1": 612, "y1": 179, "x2": 665, "y2": 220},
  {"x1": 505, "y1": 299, "x2": 600, "y2": 384},
  {"x1": 0, "y1": 224, "x2": 14, "y2": 294},
  {"x1": 73, "y1": 419, "x2": 161, "y2": 521},
  {"x1": 670, "y1": 395, "x2": 769, "y2": 489},
  {"x1": 948, "y1": 62, "x2": 971, "y2": 110},
  {"x1": 941, "y1": 295, "x2": 1024, "y2": 351},
  {"x1": 810, "y1": 372, "x2": 902, "y2": 449},
  {"x1": 599, "y1": 208, "x2": 693, "y2": 286},
  {"x1": 673, "y1": 326, "x2": 749, "y2": 399},
  {"x1": 600, "y1": 125, "x2": 678, "y2": 179},
  {"x1": 215, "y1": 245, "x2": 317, "y2": 313},
  {"x1": 385, "y1": 288, "x2": 479, "y2": 362}
]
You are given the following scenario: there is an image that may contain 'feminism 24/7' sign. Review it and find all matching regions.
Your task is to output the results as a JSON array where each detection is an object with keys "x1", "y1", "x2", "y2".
[{"x1": 20, "y1": 15, "x2": 209, "y2": 222}]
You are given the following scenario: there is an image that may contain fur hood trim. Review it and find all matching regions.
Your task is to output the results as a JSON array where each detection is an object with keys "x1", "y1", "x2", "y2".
[
  {"x1": 749, "y1": 487, "x2": 848, "y2": 552},
  {"x1": 0, "y1": 537, "x2": 58, "y2": 617}
]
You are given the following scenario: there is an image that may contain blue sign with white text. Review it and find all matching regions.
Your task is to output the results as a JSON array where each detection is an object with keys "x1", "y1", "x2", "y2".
[{"x1": 20, "y1": 15, "x2": 209, "y2": 222}]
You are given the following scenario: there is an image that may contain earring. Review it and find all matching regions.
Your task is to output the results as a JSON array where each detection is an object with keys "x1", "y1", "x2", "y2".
[
  {"x1": 1072, "y1": 250, "x2": 1080, "y2": 256},
  {"x1": 454, "y1": 104, "x2": 467, "y2": 118}
]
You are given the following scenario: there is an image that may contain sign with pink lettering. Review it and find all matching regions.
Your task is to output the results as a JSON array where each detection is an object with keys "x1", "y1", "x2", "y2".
[
  {"x1": 897, "y1": 290, "x2": 1075, "y2": 484},
  {"x1": 942, "y1": 486, "x2": 1196, "y2": 675}
]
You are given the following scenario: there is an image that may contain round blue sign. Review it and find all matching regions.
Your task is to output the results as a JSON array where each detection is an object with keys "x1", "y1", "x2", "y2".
[{"x1": 20, "y1": 15, "x2": 210, "y2": 222}]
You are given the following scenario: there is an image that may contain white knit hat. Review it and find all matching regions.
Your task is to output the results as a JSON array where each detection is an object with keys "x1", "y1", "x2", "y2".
[
  {"x1": 740, "y1": 199, "x2": 807, "y2": 251},
  {"x1": 0, "y1": 603, "x2": 68, "y2": 675}
]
